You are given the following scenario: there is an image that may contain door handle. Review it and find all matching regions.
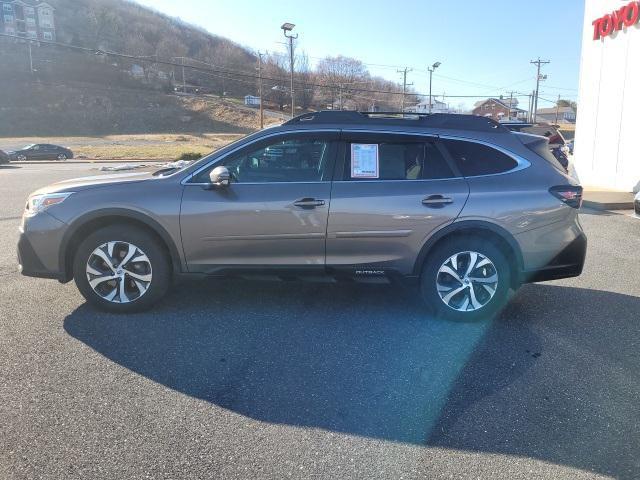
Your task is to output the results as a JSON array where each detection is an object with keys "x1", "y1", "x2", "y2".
[
  {"x1": 422, "y1": 195, "x2": 454, "y2": 206},
  {"x1": 293, "y1": 197, "x2": 325, "y2": 208}
]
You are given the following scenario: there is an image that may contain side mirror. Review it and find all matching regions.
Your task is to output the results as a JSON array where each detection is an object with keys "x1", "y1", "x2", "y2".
[{"x1": 209, "y1": 166, "x2": 230, "y2": 187}]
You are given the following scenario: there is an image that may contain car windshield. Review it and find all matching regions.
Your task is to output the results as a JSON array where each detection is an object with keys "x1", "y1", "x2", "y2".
[{"x1": 22, "y1": 144, "x2": 35, "y2": 149}]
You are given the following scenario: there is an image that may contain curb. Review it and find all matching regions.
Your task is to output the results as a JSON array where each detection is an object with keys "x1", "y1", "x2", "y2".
[
  {"x1": 582, "y1": 200, "x2": 634, "y2": 211},
  {"x1": 8, "y1": 159, "x2": 174, "y2": 165}
]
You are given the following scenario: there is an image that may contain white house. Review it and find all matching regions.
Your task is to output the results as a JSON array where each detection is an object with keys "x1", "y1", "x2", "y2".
[
  {"x1": 244, "y1": 95, "x2": 260, "y2": 107},
  {"x1": 406, "y1": 96, "x2": 449, "y2": 114},
  {"x1": 130, "y1": 64, "x2": 144, "y2": 79}
]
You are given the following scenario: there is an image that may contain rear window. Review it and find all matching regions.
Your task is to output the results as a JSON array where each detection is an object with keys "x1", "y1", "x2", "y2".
[
  {"x1": 441, "y1": 139, "x2": 518, "y2": 177},
  {"x1": 521, "y1": 136, "x2": 566, "y2": 173}
]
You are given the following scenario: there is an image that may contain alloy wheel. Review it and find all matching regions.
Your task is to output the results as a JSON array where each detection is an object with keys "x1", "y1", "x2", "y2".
[
  {"x1": 436, "y1": 250, "x2": 498, "y2": 312},
  {"x1": 85, "y1": 241, "x2": 153, "y2": 303}
]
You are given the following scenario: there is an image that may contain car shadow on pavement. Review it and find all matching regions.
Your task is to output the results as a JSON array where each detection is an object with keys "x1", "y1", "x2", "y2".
[{"x1": 64, "y1": 280, "x2": 639, "y2": 478}]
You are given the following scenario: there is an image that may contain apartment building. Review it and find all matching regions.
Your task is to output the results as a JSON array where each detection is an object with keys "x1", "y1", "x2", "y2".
[{"x1": 0, "y1": 1, "x2": 55, "y2": 41}]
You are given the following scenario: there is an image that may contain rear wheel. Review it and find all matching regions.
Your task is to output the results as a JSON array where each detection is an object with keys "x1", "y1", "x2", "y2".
[
  {"x1": 420, "y1": 237, "x2": 511, "y2": 321},
  {"x1": 73, "y1": 225, "x2": 171, "y2": 313}
]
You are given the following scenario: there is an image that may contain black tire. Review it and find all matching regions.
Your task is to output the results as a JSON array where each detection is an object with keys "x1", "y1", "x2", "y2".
[
  {"x1": 420, "y1": 237, "x2": 512, "y2": 322},
  {"x1": 73, "y1": 225, "x2": 171, "y2": 313},
  {"x1": 57, "y1": 153, "x2": 67, "y2": 160},
  {"x1": 16, "y1": 154, "x2": 26, "y2": 161}
]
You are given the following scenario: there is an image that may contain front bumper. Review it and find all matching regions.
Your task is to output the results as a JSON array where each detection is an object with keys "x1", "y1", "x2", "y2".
[{"x1": 17, "y1": 212, "x2": 68, "y2": 281}]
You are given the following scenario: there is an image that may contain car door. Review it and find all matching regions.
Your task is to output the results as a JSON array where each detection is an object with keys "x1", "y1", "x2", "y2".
[
  {"x1": 326, "y1": 132, "x2": 469, "y2": 276},
  {"x1": 27, "y1": 145, "x2": 41, "y2": 159},
  {"x1": 180, "y1": 131, "x2": 339, "y2": 273},
  {"x1": 45, "y1": 145, "x2": 58, "y2": 159}
]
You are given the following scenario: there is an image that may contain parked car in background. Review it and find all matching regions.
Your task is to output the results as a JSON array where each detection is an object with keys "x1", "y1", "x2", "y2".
[
  {"x1": 0, "y1": 149, "x2": 10, "y2": 164},
  {"x1": 635, "y1": 191, "x2": 640, "y2": 217},
  {"x1": 9, "y1": 144, "x2": 73, "y2": 161},
  {"x1": 18, "y1": 111, "x2": 586, "y2": 320},
  {"x1": 566, "y1": 139, "x2": 574, "y2": 155}
]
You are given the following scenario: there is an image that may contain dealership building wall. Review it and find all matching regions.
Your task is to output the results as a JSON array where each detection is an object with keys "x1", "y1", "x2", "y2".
[{"x1": 574, "y1": 0, "x2": 640, "y2": 192}]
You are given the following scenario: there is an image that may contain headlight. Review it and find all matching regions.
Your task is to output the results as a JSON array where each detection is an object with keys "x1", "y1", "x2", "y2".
[{"x1": 24, "y1": 192, "x2": 74, "y2": 216}]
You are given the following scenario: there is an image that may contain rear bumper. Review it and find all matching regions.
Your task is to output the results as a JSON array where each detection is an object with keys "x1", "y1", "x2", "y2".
[{"x1": 520, "y1": 232, "x2": 587, "y2": 283}]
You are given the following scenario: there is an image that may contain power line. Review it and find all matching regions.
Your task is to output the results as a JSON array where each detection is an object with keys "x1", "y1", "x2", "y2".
[{"x1": 0, "y1": 33, "x2": 555, "y2": 105}]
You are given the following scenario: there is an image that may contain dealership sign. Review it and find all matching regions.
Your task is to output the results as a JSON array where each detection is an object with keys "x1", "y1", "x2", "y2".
[{"x1": 592, "y1": 1, "x2": 640, "y2": 39}]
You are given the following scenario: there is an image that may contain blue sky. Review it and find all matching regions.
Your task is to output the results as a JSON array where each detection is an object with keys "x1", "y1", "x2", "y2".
[{"x1": 134, "y1": 0, "x2": 584, "y2": 109}]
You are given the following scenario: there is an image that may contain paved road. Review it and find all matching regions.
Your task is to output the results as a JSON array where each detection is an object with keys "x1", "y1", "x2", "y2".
[{"x1": 1, "y1": 163, "x2": 639, "y2": 479}]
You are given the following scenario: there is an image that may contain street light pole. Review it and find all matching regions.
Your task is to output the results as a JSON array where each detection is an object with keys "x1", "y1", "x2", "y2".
[
  {"x1": 281, "y1": 22, "x2": 297, "y2": 118},
  {"x1": 427, "y1": 61, "x2": 441, "y2": 113}
]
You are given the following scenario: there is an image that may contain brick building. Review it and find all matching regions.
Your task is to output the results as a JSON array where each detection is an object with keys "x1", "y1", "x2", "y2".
[{"x1": 471, "y1": 97, "x2": 527, "y2": 121}]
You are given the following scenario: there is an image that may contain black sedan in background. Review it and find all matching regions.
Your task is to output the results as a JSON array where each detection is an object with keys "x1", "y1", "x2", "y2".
[
  {"x1": 0, "y1": 149, "x2": 9, "y2": 164},
  {"x1": 8, "y1": 144, "x2": 74, "y2": 161}
]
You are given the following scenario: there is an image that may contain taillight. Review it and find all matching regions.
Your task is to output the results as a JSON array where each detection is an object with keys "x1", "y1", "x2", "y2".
[{"x1": 549, "y1": 185, "x2": 583, "y2": 208}]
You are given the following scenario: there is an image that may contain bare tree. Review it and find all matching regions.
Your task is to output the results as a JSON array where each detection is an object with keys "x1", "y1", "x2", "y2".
[
  {"x1": 263, "y1": 53, "x2": 289, "y2": 111},
  {"x1": 86, "y1": 4, "x2": 122, "y2": 50},
  {"x1": 296, "y1": 52, "x2": 315, "y2": 110},
  {"x1": 316, "y1": 55, "x2": 369, "y2": 109}
]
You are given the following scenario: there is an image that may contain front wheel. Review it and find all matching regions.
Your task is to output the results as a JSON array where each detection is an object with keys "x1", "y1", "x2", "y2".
[
  {"x1": 73, "y1": 225, "x2": 171, "y2": 313},
  {"x1": 420, "y1": 238, "x2": 512, "y2": 322},
  {"x1": 57, "y1": 153, "x2": 67, "y2": 160},
  {"x1": 16, "y1": 154, "x2": 26, "y2": 161}
]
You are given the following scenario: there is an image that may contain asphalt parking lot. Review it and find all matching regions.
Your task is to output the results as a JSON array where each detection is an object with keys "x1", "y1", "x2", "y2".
[{"x1": 1, "y1": 162, "x2": 639, "y2": 479}]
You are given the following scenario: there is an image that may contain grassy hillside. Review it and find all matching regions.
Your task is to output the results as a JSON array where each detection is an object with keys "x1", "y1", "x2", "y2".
[
  {"x1": 0, "y1": 38, "x2": 276, "y2": 136},
  {"x1": 0, "y1": 0, "x2": 270, "y2": 136}
]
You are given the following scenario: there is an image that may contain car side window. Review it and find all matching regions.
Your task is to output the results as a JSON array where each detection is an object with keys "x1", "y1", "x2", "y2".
[
  {"x1": 423, "y1": 142, "x2": 456, "y2": 179},
  {"x1": 441, "y1": 139, "x2": 518, "y2": 176},
  {"x1": 192, "y1": 136, "x2": 335, "y2": 184},
  {"x1": 342, "y1": 139, "x2": 454, "y2": 180}
]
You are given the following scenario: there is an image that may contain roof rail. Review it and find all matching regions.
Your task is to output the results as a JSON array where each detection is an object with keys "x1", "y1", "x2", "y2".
[{"x1": 284, "y1": 110, "x2": 508, "y2": 133}]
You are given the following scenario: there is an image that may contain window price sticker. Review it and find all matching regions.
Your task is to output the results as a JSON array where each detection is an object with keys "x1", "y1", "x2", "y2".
[{"x1": 351, "y1": 143, "x2": 379, "y2": 178}]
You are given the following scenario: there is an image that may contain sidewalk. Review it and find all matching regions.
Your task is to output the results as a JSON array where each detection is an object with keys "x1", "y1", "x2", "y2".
[{"x1": 582, "y1": 189, "x2": 635, "y2": 210}]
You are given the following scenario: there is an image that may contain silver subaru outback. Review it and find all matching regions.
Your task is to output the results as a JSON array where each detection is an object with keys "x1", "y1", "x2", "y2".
[{"x1": 18, "y1": 112, "x2": 586, "y2": 321}]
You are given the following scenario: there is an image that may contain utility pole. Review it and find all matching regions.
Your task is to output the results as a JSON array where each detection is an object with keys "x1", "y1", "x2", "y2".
[
  {"x1": 554, "y1": 94, "x2": 561, "y2": 125},
  {"x1": 397, "y1": 67, "x2": 412, "y2": 112},
  {"x1": 530, "y1": 57, "x2": 550, "y2": 123},
  {"x1": 281, "y1": 23, "x2": 297, "y2": 118},
  {"x1": 505, "y1": 90, "x2": 517, "y2": 120},
  {"x1": 398, "y1": 67, "x2": 413, "y2": 112},
  {"x1": 181, "y1": 57, "x2": 186, "y2": 93},
  {"x1": 28, "y1": 41, "x2": 33, "y2": 74},
  {"x1": 528, "y1": 90, "x2": 534, "y2": 122},
  {"x1": 257, "y1": 52, "x2": 264, "y2": 129},
  {"x1": 427, "y1": 61, "x2": 441, "y2": 113}
]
